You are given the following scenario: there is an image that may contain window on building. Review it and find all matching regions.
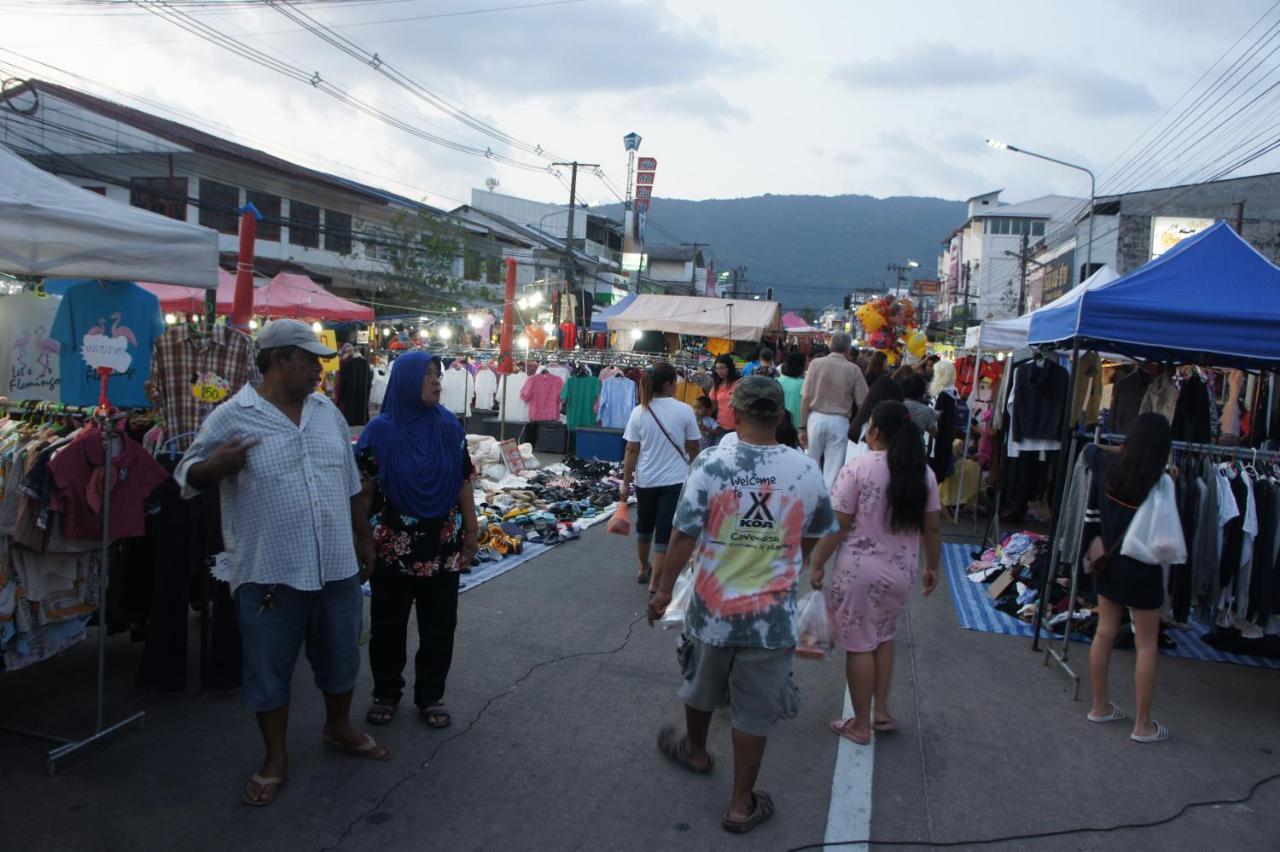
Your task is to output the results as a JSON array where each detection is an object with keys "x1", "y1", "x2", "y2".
[
  {"x1": 1032, "y1": 221, "x2": 1045, "y2": 236},
  {"x1": 289, "y1": 201, "x2": 320, "y2": 248},
  {"x1": 198, "y1": 179, "x2": 240, "y2": 234},
  {"x1": 246, "y1": 190, "x2": 281, "y2": 241},
  {"x1": 129, "y1": 176, "x2": 188, "y2": 221},
  {"x1": 325, "y1": 210, "x2": 352, "y2": 255},
  {"x1": 463, "y1": 251, "x2": 480, "y2": 280},
  {"x1": 484, "y1": 255, "x2": 501, "y2": 284}
]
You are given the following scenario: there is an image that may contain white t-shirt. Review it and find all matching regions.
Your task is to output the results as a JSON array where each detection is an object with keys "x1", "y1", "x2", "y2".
[
  {"x1": 0, "y1": 292, "x2": 62, "y2": 401},
  {"x1": 623, "y1": 397, "x2": 701, "y2": 488}
]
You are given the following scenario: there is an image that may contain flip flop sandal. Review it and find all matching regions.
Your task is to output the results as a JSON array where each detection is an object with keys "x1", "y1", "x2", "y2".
[
  {"x1": 873, "y1": 717, "x2": 898, "y2": 732},
  {"x1": 830, "y1": 718, "x2": 871, "y2": 745},
  {"x1": 1087, "y1": 703, "x2": 1127, "y2": 724},
  {"x1": 242, "y1": 773, "x2": 285, "y2": 807},
  {"x1": 721, "y1": 791, "x2": 775, "y2": 834},
  {"x1": 636, "y1": 568, "x2": 651, "y2": 584},
  {"x1": 322, "y1": 732, "x2": 392, "y2": 761},
  {"x1": 1130, "y1": 721, "x2": 1171, "y2": 743},
  {"x1": 365, "y1": 699, "x2": 399, "y2": 726},
  {"x1": 656, "y1": 725, "x2": 715, "y2": 775},
  {"x1": 421, "y1": 704, "x2": 452, "y2": 728}
]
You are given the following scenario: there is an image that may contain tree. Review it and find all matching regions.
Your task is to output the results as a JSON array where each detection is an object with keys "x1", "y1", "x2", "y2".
[{"x1": 357, "y1": 207, "x2": 497, "y2": 311}]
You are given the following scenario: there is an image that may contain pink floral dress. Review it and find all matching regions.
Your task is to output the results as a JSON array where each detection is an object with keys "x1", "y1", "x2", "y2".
[{"x1": 825, "y1": 450, "x2": 940, "y2": 652}]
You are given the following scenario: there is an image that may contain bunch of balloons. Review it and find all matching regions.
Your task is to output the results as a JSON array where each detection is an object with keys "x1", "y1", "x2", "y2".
[{"x1": 854, "y1": 294, "x2": 927, "y2": 365}]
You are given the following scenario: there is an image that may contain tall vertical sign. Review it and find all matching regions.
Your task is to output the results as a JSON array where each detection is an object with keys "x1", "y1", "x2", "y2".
[{"x1": 633, "y1": 157, "x2": 657, "y2": 243}]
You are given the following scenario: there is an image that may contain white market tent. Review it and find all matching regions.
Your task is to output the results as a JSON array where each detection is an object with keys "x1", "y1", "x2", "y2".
[
  {"x1": 606, "y1": 294, "x2": 782, "y2": 341},
  {"x1": 962, "y1": 265, "x2": 1119, "y2": 353},
  {"x1": 0, "y1": 142, "x2": 220, "y2": 288}
]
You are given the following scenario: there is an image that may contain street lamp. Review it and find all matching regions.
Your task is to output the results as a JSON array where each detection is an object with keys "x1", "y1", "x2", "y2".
[{"x1": 986, "y1": 139, "x2": 1096, "y2": 287}]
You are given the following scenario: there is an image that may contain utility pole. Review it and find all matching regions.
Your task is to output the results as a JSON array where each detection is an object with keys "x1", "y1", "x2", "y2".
[
  {"x1": 959, "y1": 260, "x2": 971, "y2": 346},
  {"x1": 551, "y1": 161, "x2": 599, "y2": 337},
  {"x1": 681, "y1": 241, "x2": 708, "y2": 296},
  {"x1": 1017, "y1": 232, "x2": 1029, "y2": 316}
]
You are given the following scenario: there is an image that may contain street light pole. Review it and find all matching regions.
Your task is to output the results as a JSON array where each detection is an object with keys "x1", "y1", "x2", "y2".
[{"x1": 986, "y1": 139, "x2": 1095, "y2": 286}]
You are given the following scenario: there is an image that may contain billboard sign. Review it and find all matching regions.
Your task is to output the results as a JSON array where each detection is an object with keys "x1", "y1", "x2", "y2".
[{"x1": 1150, "y1": 217, "x2": 1215, "y2": 258}]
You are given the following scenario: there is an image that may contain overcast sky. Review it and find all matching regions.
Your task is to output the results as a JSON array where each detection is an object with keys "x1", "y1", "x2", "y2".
[{"x1": 3, "y1": 0, "x2": 1277, "y2": 211}]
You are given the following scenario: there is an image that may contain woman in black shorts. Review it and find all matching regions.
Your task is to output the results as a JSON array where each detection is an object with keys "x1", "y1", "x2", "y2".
[{"x1": 1083, "y1": 413, "x2": 1175, "y2": 743}]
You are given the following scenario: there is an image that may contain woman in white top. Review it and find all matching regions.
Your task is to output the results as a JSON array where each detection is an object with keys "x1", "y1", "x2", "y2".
[{"x1": 620, "y1": 362, "x2": 702, "y2": 593}]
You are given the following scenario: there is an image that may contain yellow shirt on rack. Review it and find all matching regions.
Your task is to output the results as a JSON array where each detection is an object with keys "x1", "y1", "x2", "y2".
[{"x1": 674, "y1": 380, "x2": 703, "y2": 406}]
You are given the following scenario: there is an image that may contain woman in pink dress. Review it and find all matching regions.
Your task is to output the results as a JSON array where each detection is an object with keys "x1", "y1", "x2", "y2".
[{"x1": 809, "y1": 400, "x2": 942, "y2": 745}]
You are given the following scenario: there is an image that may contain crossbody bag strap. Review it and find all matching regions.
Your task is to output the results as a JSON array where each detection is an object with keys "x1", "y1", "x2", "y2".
[{"x1": 646, "y1": 406, "x2": 689, "y2": 464}]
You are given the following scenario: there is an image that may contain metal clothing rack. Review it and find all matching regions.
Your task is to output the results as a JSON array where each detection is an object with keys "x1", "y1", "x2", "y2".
[{"x1": 0, "y1": 396, "x2": 146, "y2": 775}]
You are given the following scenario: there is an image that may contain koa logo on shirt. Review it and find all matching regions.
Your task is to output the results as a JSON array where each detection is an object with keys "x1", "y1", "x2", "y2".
[{"x1": 739, "y1": 489, "x2": 776, "y2": 529}]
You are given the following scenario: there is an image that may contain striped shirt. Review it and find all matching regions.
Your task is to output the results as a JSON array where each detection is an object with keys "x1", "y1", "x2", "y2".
[{"x1": 175, "y1": 384, "x2": 361, "y2": 592}]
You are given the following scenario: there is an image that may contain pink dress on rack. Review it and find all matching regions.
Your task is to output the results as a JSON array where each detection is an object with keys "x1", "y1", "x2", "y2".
[{"x1": 825, "y1": 450, "x2": 940, "y2": 653}]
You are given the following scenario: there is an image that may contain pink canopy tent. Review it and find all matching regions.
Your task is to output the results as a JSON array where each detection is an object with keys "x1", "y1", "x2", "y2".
[
  {"x1": 781, "y1": 311, "x2": 820, "y2": 334},
  {"x1": 138, "y1": 270, "x2": 373, "y2": 322}
]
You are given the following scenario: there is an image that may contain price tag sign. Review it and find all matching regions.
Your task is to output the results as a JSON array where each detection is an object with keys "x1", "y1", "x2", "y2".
[
  {"x1": 191, "y1": 371, "x2": 231, "y2": 403},
  {"x1": 500, "y1": 438, "x2": 525, "y2": 474}
]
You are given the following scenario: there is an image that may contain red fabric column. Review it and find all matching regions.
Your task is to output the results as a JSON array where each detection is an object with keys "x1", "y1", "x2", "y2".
[{"x1": 230, "y1": 204, "x2": 261, "y2": 329}]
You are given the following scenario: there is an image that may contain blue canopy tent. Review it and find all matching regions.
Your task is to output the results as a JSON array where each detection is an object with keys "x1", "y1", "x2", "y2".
[
  {"x1": 1027, "y1": 222, "x2": 1280, "y2": 368},
  {"x1": 590, "y1": 292, "x2": 636, "y2": 333}
]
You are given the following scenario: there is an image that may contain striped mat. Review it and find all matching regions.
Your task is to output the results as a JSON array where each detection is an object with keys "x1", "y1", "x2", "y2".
[{"x1": 942, "y1": 542, "x2": 1280, "y2": 670}]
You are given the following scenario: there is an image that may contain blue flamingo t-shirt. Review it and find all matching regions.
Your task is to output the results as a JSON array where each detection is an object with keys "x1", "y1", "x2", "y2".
[{"x1": 50, "y1": 280, "x2": 165, "y2": 408}]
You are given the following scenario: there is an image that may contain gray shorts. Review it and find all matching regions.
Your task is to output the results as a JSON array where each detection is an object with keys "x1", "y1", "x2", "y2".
[{"x1": 676, "y1": 633, "x2": 800, "y2": 737}]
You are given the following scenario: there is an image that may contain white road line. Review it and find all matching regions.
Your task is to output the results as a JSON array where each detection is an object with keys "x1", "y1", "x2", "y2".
[{"x1": 824, "y1": 690, "x2": 873, "y2": 851}]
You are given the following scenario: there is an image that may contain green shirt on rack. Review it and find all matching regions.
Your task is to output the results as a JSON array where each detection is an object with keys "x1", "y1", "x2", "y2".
[{"x1": 561, "y1": 373, "x2": 601, "y2": 431}]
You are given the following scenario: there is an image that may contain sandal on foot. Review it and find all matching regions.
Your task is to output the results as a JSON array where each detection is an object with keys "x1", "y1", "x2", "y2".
[
  {"x1": 421, "y1": 703, "x2": 452, "y2": 729},
  {"x1": 830, "y1": 718, "x2": 871, "y2": 745},
  {"x1": 656, "y1": 724, "x2": 714, "y2": 774},
  {"x1": 1130, "y1": 721, "x2": 1171, "y2": 743},
  {"x1": 873, "y1": 716, "x2": 898, "y2": 733},
  {"x1": 722, "y1": 791, "x2": 775, "y2": 834},
  {"x1": 1087, "y1": 703, "x2": 1127, "y2": 724},
  {"x1": 636, "y1": 569, "x2": 651, "y2": 584},
  {"x1": 242, "y1": 773, "x2": 285, "y2": 807},
  {"x1": 365, "y1": 699, "x2": 398, "y2": 726},
  {"x1": 323, "y1": 732, "x2": 392, "y2": 761}
]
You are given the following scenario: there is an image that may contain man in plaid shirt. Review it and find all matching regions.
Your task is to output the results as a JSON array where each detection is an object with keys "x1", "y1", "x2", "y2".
[{"x1": 177, "y1": 319, "x2": 385, "y2": 807}]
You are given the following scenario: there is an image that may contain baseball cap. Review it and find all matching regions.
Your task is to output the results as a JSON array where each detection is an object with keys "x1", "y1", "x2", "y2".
[
  {"x1": 256, "y1": 318, "x2": 337, "y2": 357},
  {"x1": 731, "y1": 375, "x2": 784, "y2": 415}
]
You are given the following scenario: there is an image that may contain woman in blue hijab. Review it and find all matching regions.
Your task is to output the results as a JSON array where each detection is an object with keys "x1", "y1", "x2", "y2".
[{"x1": 354, "y1": 352, "x2": 477, "y2": 729}]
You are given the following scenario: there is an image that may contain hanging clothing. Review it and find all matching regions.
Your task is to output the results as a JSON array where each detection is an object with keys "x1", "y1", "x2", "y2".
[
  {"x1": 1012, "y1": 358, "x2": 1069, "y2": 442},
  {"x1": 48, "y1": 427, "x2": 169, "y2": 543},
  {"x1": 1139, "y1": 372, "x2": 1178, "y2": 421},
  {"x1": 337, "y1": 355, "x2": 373, "y2": 426},
  {"x1": 561, "y1": 373, "x2": 601, "y2": 430},
  {"x1": 473, "y1": 366, "x2": 497, "y2": 410},
  {"x1": 520, "y1": 371, "x2": 564, "y2": 422},
  {"x1": 50, "y1": 280, "x2": 165, "y2": 408},
  {"x1": 497, "y1": 372, "x2": 530, "y2": 422},
  {"x1": 1109, "y1": 367, "x2": 1150, "y2": 436},
  {"x1": 1069, "y1": 351, "x2": 1102, "y2": 428},
  {"x1": 440, "y1": 365, "x2": 474, "y2": 417},
  {"x1": 1171, "y1": 373, "x2": 1213, "y2": 443},
  {"x1": 597, "y1": 375, "x2": 638, "y2": 430},
  {"x1": 673, "y1": 379, "x2": 703, "y2": 407},
  {"x1": 0, "y1": 291, "x2": 62, "y2": 402},
  {"x1": 147, "y1": 324, "x2": 256, "y2": 453}
]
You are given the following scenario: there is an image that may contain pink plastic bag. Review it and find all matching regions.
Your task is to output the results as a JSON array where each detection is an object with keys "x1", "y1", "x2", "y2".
[{"x1": 607, "y1": 503, "x2": 631, "y2": 536}]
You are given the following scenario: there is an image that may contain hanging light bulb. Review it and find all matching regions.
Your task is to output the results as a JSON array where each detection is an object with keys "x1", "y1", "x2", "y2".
[
  {"x1": 382, "y1": 326, "x2": 392, "y2": 337},
  {"x1": 311, "y1": 321, "x2": 323, "y2": 333},
  {"x1": 468, "y1": 314, "x2": 484, "y2": 330},
  {"x1": 517, "y1": 297, "x2": 529, "y2": 310},
  {"x1": 164, "y1": 313, "x2": 177, "y2": 326},
  {"x1": 542, "y1": 322, "x2": 555, "y2": 334},
  {"x1": 248, "y1": 318, "x2": 259, "y2": 330},
  {"x1": 451, "y1": 306, "x2": 458, "y2": 312},
  {"x1": 527, "y1": 291, "x2": 543, "y2": 307},
  {"x1": 190, "y1": 314, "x2": 200, "y2": 325},
  {"x1": 517, "y1": 335, "x2": 530, "y2": 349},
  {"x1": 418, "y1": 328, "x2": 429, "y2": 339},
  {"x1": 438, "y1": 326, "x2": 453, "y2": 340},
  {"x1": 629, "y1": 328, "x2": 643, "y2": 340}
]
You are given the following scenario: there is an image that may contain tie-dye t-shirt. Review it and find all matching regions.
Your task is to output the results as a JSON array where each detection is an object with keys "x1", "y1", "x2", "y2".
[{"x1": 674, "y1": 441, "x2": 837, "y2": 648}]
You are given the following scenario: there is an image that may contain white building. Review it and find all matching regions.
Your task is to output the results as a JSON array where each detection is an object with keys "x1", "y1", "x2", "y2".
[{"x1": 937, "y1": 190, "x2": 1083, "y2": 322}]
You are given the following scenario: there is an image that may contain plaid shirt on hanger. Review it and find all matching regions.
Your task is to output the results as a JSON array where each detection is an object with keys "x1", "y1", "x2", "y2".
[{"x1": 146, "y1": 325, "x2": 257, "y2": 453}]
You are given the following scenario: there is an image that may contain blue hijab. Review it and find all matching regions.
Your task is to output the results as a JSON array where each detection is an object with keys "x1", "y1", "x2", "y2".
[{"x1": 356, "y1": 352, "x2": 465, "y2": 519}]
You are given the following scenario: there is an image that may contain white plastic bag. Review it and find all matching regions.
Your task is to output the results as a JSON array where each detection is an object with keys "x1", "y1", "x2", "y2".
[
  {"x1": 1121, "y1": 474, "x2": 1187, "y2": 566},
  {"x1": 796, "y1": 592, "x2": 834, "y2": 661},
  {"x1": 660, "y1": 567, "x2": 694, "y2": 629}
]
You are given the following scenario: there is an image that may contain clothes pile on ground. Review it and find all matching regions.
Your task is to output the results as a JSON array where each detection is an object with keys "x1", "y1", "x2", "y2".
[
  {"x1": 965, "y1": 531, "x2": 1177, "y2": 648},
  {"x1": 463, "y1": 434, "x2": 622, "y2": 565}
]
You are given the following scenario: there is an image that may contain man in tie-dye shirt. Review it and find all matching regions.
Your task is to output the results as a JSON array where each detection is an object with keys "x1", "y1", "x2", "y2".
[{"x1": 648, "y1": 375, "x2": 836, "y2": 834}]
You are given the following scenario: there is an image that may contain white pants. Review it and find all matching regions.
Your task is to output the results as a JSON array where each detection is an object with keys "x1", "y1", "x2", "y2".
[{"x1": 806, "y1": 412, "x2": 849, "y2": 489}]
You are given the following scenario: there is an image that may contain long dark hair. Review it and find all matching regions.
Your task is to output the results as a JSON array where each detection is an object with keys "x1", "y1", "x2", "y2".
[
  {"x1": 640, "y1": 361, "x2": 678, "y2": 407},
  {"x1": 1107, "y1": 412, "x2": 1172, "y2": 505},
  {"x1": 871, "y1": 400, "x2": 929, "y2": 533},
  {"x1": 776, "y1": 411, "x2": 800, "y2": 448},
  {"x1": 849, "y1": 375, "x2": 904, "y2": 441},
  {"x1": 864, "y1": 351, "x2": 888, "y2": 384},
  {"x1": 712, "y1": 354, "x2": 739, "y2": 390}
]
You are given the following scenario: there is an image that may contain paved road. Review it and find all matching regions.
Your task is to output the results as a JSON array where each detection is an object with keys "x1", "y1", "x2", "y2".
[{"x1": 3, "y1": 522, "x2": 1279, "y2": 850}]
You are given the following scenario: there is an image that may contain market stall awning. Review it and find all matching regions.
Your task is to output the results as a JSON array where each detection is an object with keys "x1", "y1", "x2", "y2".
[
  {"x1": 1028, "y1": 223, "x2": 1280, "y2": 366},
  {"x1": 0, "y1": 142, "x2": 219, "y2": 288},
  {"x1": 254, "y1": 272, "x2": 374, "y2": 322},
  {"x1": 781, "y1": 311, "x2": 820, "y2": 334},
  {"x1": 590, "y1": 292, "x2": 636, "y2": 332},
  {"x1": 965, "y1": 265, "x2": 1119, "y2": 353},
  {"x1": 607, "y1": 295, "x2": 782, "y2": 341}
]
